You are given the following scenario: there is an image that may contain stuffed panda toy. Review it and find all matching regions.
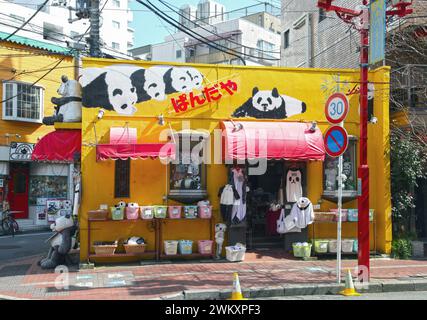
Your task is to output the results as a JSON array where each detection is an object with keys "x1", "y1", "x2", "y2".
[
  {"x1": 39, "y1": 214, "x2": 77, "y2": 270},
  {"x1": 232, "y1": 87, "x2": 307, "y2": 119},
  {"x1": 42, "y1": 75, "x2": 82, "y2": 125},
  {"x1": 80, "y1": 67, "x2": 138, "y2": 115}
]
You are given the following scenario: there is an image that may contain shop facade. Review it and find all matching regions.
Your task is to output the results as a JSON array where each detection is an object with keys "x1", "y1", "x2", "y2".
[{"x1": 79, "y1": 58, "x2": 392, "y2": 263}]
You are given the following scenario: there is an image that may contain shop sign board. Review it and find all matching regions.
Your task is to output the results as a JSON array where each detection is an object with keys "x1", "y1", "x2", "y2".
[
  {"x1": 325, "y1": 93, "x2": 349, "y2": 124},
  {"x1": 9, "y1": 142, "x2": 34, "y2": 162},
  {"x1": 370, "y1": 0, "x2": 386, "y2": 65},
  {"x1": 324, "y1": 126, "x2": 349, "y2": 158}
]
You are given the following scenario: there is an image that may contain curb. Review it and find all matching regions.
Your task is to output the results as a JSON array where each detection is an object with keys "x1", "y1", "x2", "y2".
[{"x1": 181, "y1": 279, "x2": 427, "y2": 300}]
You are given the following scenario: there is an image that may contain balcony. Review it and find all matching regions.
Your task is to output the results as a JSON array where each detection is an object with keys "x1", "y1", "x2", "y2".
[{"x1": 391, "y1": 64, "x2": 427, "y2": 127}]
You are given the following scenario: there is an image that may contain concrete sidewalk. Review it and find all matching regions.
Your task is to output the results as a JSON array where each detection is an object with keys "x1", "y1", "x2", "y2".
[{"x1": 1, "y1": 250, "x2": 427, "y2": 300}]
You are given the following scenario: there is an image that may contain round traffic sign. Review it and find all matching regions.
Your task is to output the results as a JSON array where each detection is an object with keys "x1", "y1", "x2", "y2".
[
  {"x1": 324, "y1": 126, "x2": 349, "y2": 158},
  {"x1": 325, "y1": 93, "x2": 349, "y2": 124}
]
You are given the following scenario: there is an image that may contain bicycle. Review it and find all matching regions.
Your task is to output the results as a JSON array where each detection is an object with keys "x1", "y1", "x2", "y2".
[{"x1": 1, "y1": 209, "x2": 19, "y2": 237}]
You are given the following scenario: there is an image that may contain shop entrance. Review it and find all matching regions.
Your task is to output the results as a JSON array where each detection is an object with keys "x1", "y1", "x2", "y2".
[{"x1": 7, "y1": 163, "x2": 29, "y2": 219}]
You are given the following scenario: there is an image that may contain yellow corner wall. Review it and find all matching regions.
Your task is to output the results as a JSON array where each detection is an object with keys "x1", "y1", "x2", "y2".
[
  {"x1": 0, "y1": 42, "x2": 74, "y2": 145},
  {"x1": 80, "y1": 58, "x2": 392, "y2": 262}
]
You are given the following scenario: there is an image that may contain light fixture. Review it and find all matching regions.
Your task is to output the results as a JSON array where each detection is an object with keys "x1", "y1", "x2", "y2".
[
  {"x1": 157, "y1": 114, "x2": 165, "y2": 126},
  {"x1": 309, "y1": 121, "x2": 317, "y2": 132},
  {"x1": 97, "y1": 108, "x2": 105, "y2": 120}
]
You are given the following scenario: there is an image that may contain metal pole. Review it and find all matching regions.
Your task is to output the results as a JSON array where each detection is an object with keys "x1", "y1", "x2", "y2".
[
  {"x1": 336, "y1": 74, "x2": 343, "y2": 284},
  {"x1": 89, "y1": 0, "x2": 101, "y2": 58},
  {"x1": 358, "y1": 10, "x2": 370, "y2": 280}
]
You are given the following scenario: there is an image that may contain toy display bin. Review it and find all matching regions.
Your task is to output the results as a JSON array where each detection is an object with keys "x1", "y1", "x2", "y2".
[
  {"x1": 342, "y1": 239, "x2": 355, "y2": 253},
  {"x1": 88, "y1": 210, "x2": 108, "y2": 221},
  {"x1": 198, "y1": 205, "x2": 212, "y2": 219},
  {"x1": 140, "y1": 206, "x2": 154, "y2": 219},
  {"x1": 292, "y1": 243, "x2": 312, "y2": 258},
  {"x1": 164, "y1": 240, "x2": 179, "y2": 255},
  {"x1": 353, "y1": 239, "x2": 358, "y2": 253},
  {"x1": 225, "y1": 245, "x2": 246, "y2": 262},
  {"x1": 93, "y1": 241, "x2": 118, "y2": 255},
  {"x1": 331, "y1": 209, "x2": 348, "y2": 222},
  {"x1": 154, "y1": 206, "x2": 168, "y2": 219},
  {"x1": 198, "y1": 240, "x2": 214, "y2": 254},
  {"x1": 328, "y1": 240, "x2": 338, "y2": 253},
  {"x1": 314, "y1": 212, "x2": 336, "y2": 222},
  {"x1": 347, "y1": 209, "x2": 358, "y2": 222},
  {"x1": 125, "y1": 207, "x2": 139, "y2": 220},
  {"x1": 184, "y1": 206, "x2": 198, "y2": 219},
  {"x1": 179, "y1": 240, "x2": 193, "y2": 255},
  {"x1": 123, "y1": 244, "x2": 147, "y2": 254},
  {"x1": 168, "y1": 206, "x2": 182, "y2": 219},
  {"x1": 314, "y1": 239, "x2": 329, "y2": 253},
  {"x1": 110, "y1": 207, "x2": 124, "y2": 220}
]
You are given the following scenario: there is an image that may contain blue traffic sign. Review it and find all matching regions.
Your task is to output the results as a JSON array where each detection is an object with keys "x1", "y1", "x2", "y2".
[{"x1": 324, "y1": 126, "x2": 349, "y2": 158}]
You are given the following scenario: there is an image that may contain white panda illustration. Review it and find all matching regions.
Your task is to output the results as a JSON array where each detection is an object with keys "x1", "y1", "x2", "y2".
[
  {"x1": 368, "y1": 83, "x2": 374, "y2": 121},
  {"x1": 184, "y1": 67, "x2": 204, "y2": 90},
  {"x1": 105, "y1": 65, "x2": 166, "y2": 102},
  {"x1": 232, "y1": 87, "x2": 287, "y2": 119},
  {"x1": 150, "y1": 66, "x2": 194, "y2": 94},
  {"x1": 281, "y1": 94, "x2": 307, "y2": 118},
  {"x1": 80, "y1": 68, "x2": 138, "y2": 115}
]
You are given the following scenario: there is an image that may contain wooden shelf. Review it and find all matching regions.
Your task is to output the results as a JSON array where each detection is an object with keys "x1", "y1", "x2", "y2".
[
  {"x1": 89, "y1": 251, "x2": 156, "y2": 258},
  {"x1": 313, "y1": 220, "x2": 374, "y2": 224},
  {"x1": 160, "y1": 253, "x2": 214, "y2": 259}
]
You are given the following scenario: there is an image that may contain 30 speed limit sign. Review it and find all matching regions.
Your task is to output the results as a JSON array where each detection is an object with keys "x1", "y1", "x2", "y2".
[{"x1": 325, "y1": 93, "x2": 349, "y2": 124}]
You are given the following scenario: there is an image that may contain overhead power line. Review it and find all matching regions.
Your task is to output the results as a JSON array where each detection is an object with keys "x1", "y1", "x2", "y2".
[{"x1": 1, "y1": 0, "x2": 49, "y2": 41}]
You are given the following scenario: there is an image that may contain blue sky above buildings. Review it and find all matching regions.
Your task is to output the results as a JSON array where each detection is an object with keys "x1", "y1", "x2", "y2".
[{"x1": 130, "y1": 0, "x2": 274, "y2": 48}]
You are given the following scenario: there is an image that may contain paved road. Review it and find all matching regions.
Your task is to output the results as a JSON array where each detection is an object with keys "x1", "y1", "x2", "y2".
[
  {"x1": 263, "y1": 291, "x2": 427, "y2": 300},
  {"x1": 0, "y1": 232, "x2": 51, "y2": 263}
]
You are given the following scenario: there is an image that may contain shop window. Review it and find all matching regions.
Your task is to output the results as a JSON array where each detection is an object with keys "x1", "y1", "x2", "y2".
[
  {"x1": 114, "y1": 159, "x2": 130, "y2": 198},
  {"x1": 29, "y1": 176, "x2": 68, "y2": 205},
  {"x1": 2, "y1": 82, "x2": 44, "y2": 123},
  {"x1": 319, "y1": 8, "x2": 327, "y2": 23},
  {"x1": 322, "y1": 137, "x2": 358, "y2": 202},
  {"x1": 168, "y1": 131, "x2": 208, "y2": 203},
  {"x1": 283, "y1": 30, "x2": 290, "y2": 49}
]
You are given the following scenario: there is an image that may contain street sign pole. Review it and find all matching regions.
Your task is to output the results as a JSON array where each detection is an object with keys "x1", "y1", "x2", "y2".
[{"x1": 337, "y1": 121, "x2": 344, "y2": 284}]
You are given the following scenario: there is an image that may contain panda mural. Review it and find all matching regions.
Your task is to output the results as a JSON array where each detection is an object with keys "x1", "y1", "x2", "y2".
[
  {"x1": 80, "y1": 67, "x2": 138, "y2": 115},
  {"x1": 231, "y1": 87, "x2": 307, "y2": 119},
  {"x1": 149, "y1": 66, "x2": 195, "y2": 94}
]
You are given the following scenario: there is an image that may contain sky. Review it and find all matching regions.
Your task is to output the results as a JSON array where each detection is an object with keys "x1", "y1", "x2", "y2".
[{"x1": 130, "y1": 0, "x2": 278, "y2": 48}]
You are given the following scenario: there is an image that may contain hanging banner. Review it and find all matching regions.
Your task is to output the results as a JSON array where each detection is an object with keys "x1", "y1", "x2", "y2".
[{"x1": 369, "y1": 0, "x2": 386, "y2": 65}]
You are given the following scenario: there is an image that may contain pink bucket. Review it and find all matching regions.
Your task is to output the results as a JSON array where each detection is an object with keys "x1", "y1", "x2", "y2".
[
  {"x1": 125, "y1": 207, "x2": 140, "y2": 220},
  {"x1": 198, "y1": 205, "x2": 212, "y2": 219},
  {"x1": 168, "y1": 206, "x2": 182, "y2": 219},
  {"x1": 198, "y1": 240, "x2": 214, "y2": 254}
]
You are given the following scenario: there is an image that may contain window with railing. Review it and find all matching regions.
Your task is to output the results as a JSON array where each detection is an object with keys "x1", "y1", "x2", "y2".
[{"x1": 2, "y1": 82, "x2": 44, "y2": 123}]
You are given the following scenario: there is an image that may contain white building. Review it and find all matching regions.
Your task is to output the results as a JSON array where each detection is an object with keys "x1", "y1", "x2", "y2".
[
  {"x1": 1, "y1": 0, "x2": 134, "y2": 58},
  {"x1": 131, "y1": 1, "x2": 281, "y2": 67}
]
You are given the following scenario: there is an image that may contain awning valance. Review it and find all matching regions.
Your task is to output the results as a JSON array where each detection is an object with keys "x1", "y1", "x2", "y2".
[
  {"x1": 96, "y1": 127, "x2": 176, "y2": 161},
  {"x1": 221, "y1": 121, "x2": 325, "y2": 161},
  {"x1": 32, "y1": 129, "x2": 81, "y2": 162},
  {"x1": 96, "y1": 143, "x2": 176, "y2": 161}
]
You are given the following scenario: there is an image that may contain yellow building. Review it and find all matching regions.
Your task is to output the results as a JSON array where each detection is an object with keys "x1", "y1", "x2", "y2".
[
  {"x1": 0, "y1": 32, "x2": 75, "y2": 226},
  {"x1": 79, "y1": 58, "x2": 391, "y2": 263}
]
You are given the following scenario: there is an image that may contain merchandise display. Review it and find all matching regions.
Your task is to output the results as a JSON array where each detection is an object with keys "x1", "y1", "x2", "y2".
[
  {"x1": 184, "y1": 205, "x2": 198, "y2": 218},
  {"x1": 314, "y1": 239, "x2": 329, "y2": 253},
  {"x1": 292, "y1": 242, "x2": 312, "y2": 258},
  {"x1": 164, "y1": 240, "x2": 179, "y2": 255},
  {"x1": 198, "y1": 205, "x2": 212, "y2": 219},
  {"x1": 110, "y1": 206, "x2": 124, "y2": 220},
  {"x1": 140, "y1": 206, "x2": 154, "y2": 219},
  {"x1": 286, "y1": 169, "x2": 302, "y2": 203},
  {"x1": 154, "y1": 206, "x2": 167, "y2": 218},
  {"x1": 215, "y1": 223, "x2": 227, "y2": 259},
  {"x1": 289, "y1": 197, "x2": 314, "y2": 229},
  {"x1": 225, "y1": 243, "x2": 246, "y2": 262},
  {"x1": 168, "y1": 206, "x2": 182, "y2": 219},
  {"x1": 125, "y1": 203, "x2": 139, "y2": 220},
  {"x1": 198, "y1": 240, "x2": 214, "y2": 254},
  {"x1": 179, "y1": 240, "x2": 194, "y2": 255},
  {"x1": 230, "y1": 167, "x2": 247, "y2": 224}
]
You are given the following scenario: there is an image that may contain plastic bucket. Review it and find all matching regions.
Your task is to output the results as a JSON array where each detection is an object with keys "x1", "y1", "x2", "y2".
[
  {"x1": 110, "y1": 207, "x2": 124, "y2": 220},
  {"x1": 164, "y1": 240, "x2": 179, "y2": 255},
  {"x1": 179, "y1": 240, "x2": 193, "y2": 255},
  {"x1": 198, "y1": 205, "x2": 212, "y2": 219},
  {"x1": 140, "y1": 206, "x2": 154, "y2": 219},
  {"x1": 198, "y1": 240, "x2": 213, "y2": 254},
  {"x1": 168, "y1": 206, "x2": 182, "y2": 219},
  {"x1": 125, "y1": 207, "x2": 139, "y2": 220}
]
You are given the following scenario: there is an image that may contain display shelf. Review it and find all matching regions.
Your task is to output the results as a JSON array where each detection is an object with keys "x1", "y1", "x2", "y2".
[
  {"x1": 89, "y1": 251, "x2": 157, "y2": 258},
  {"x1": 159, "y1": 253, "x2": 215, "y2": 259}
]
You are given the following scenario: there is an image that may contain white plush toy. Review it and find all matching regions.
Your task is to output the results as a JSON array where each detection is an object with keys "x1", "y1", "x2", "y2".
[
  {"x1": 215, "y1": 223, "x2": 227, "y2": 259},
  {"x1": 43, "y1": 75, "x2": 82, "y2": 125}
]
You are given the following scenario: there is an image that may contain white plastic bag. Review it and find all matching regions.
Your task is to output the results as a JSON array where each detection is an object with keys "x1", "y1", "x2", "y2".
[{"x1": 277, "y1": 209, "x2": 286, "y2": 234}]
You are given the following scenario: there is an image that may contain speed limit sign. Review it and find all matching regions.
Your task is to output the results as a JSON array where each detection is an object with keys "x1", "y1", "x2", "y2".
[{"x1": 325, "y1": 93, "x2": 349, "y2": 124}]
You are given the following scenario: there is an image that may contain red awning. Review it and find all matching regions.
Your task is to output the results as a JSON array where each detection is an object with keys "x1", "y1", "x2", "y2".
[
  {"x1": 96, "y1": 143, "x2": 176, "y2": 161},
  {"x1": 32, "y1": 129, "x2": 81, "y2": 162},
  {"x1": 221, "y1": 121, "x2": 325, "y2": 161},
  {"x1": 96, "y1": 127, "x2": 176, "y2": 161}
]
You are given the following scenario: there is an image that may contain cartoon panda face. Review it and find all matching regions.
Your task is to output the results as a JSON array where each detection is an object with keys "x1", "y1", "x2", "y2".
[
  {"x1": 62, "y1": 200, "x2": 72, "y2": 210},
  {"x1": 367, "y1": 83, "x2": 375, "y2": 100},
  {"x1": 105, "y1": 72, "x2": 137, "y2": 115},
  {"x1": 143, "y1": 69, "x2": 166, "y2": 101},
  {"x1": 184, "y1": 67, "x2": 204, "y2": 90},
  {"x1": 251, "y1": 87, "x2": 283, "y2": 112},
  {"x1": 215, "y1": 223, "x2": 227, "y2": 233},
  {"x1": 116, "y1": 201, "x2": 126, "y2": 208},
  {"x1": 168, "y1": 67, "x2": 193, "y2": 93},
  {"x1": 127, "y1": 202, "x2": 139, "y2": 208}
]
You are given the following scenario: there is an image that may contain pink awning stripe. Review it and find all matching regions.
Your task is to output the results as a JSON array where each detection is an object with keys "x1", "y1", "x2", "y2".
[
  {"x1": 96, "y1": 143, "x2": 176, "y2": 161},
  {"x1": 221, "y1": 121, "x2": 325, "y2": 161}
]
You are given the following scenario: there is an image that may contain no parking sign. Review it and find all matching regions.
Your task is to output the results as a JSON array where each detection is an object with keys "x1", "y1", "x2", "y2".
[{"x1": 324, "y1": 126, "x2": 349, "y2": 158}]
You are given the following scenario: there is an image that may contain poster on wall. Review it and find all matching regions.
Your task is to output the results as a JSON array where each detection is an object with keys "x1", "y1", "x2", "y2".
[
  {"x1": 35, "y1": 206, "x2": 47, "y2": 226},
  {"x1": 46, "y1": 199, "x2": 72, "y2": 222}
]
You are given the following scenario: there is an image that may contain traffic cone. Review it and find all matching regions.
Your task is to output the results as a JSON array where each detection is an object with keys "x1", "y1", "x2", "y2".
[
  {"x1": 340, "y1": 269, "x2": 361, "y2": 296},
  {"x1": 228, "y1": 273, "x2": 248, "y2": 300}
]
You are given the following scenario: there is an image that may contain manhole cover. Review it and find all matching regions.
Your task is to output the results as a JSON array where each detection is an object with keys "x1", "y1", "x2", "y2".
[{"x1": 0, "y1": 245, "x2": 21, "y2": 250}]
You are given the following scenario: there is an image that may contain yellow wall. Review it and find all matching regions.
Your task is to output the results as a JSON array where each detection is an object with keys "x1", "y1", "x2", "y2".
[
  {"x1": 0, "y1": 42, "x2": 74, "y2": 145},
  {"x1": 80, "y1": 58, "x2": 392, "y2": 262}
]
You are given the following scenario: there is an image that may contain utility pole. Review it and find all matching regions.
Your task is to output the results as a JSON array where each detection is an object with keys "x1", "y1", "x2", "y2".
[
  {"x1": 316, "y1": 0, "x2": 414, "y2": 281},
  {"x1": 89, "y1": 0, "x2": 101, "y2": 58}
]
